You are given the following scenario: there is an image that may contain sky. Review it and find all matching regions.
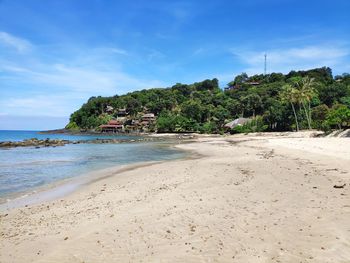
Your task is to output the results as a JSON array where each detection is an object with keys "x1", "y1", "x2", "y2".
[{"x1": 0, "y1": 0, "x2": 349, "y2": 130}]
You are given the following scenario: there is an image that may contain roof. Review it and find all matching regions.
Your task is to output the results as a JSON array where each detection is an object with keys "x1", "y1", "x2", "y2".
[
  {"x1": 224, "y1": 118, "x2": 250, "y2": 128},
  {"x1": 142, "y1": 113, "x2": 155, "y2": 118},
  {"x1": 106, "y1": 105, "x2": 114, "y2": 111},
  {"x1": 99, "y1": 125, "x2": 123, "y2": 128},
  {"x1": 108, "y1": 120, "x2": 121, "y2": 125},
  {"x1": 117, "y1": 108, "x2": 127, "y2": 114},
  {"x1": 245, "y1": 81, "x2": 260, "y2": 85}
]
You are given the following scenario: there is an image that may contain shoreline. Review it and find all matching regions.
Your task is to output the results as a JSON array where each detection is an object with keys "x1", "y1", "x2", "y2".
[
  {"x1": 0, "y1": 141, "x2": 192, "y2": 211},
  {"x1": 0, "y1": 161, "x2": 164, "y2": 211},
  {"x1": 1, "y1": 134, "x2": 349, "y2": 262}
]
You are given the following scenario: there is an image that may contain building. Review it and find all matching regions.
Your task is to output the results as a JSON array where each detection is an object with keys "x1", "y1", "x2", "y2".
[
  {"x1": 245, "y1": 81, "x2": 260, "y2": 86},
  {"x1": 106, "y1": 105, "x2": 114, "y2": 114},
  {"x1": 224, "y1": 85, "x2": 240, "y2": 91},
  {"x1": 224, "y1": 118, "x2": 250, "y2": 130},
  {"x1": 141, "y1": 113, "x2": 156, "y2": 123},
  {"x1": 99, "y1": 119, "x2": 124, "y2": 133},
  {"x1": 224, "y1": 81, "x2": 260, "y2": 92},
  {"x1": 116, "y1": 108, "x2": 128, "y2": 123},
  {"x1": 117, "y1": 108, "x2": 128, "y2": 116}
]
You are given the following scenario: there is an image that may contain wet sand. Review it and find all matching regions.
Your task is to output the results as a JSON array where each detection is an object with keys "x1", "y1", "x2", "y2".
[{"x1": 1, "y1": 134, "x2": 350, "y2": 262}]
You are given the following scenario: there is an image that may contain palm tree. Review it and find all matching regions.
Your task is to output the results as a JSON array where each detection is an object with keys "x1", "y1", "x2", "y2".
[
  {"x1": 280, "y1": 84, "x2": 300, "y2": 131},
  {"x1": 295, "y1": 77, "x2": 317, "y2": 129}
]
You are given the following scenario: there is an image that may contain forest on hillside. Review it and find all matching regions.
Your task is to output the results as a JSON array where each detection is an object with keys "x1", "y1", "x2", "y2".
[{"x1": 66, "y1": 67, "x2": 350, "y2": 133}]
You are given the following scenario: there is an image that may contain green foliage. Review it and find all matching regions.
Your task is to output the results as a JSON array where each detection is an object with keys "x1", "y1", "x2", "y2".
[
  {"x1": 325, "y1": 104, "x2": 350, "y2": 129},
  {"x1": 68, "y1": 67, "x2": 349, "y2": 133},
  {"x1": 311, "y1": 104, "x2": 329, "y2": 129},
  {"x1": 317, "y1": 83, "x2": 350, "y2": 107},
  {"x1": 65, "y1": 121, "x2": 80, "y2": 130},
  {"x1": 199, "y1": 122, "x2": 217, "y2": 134},
  {"x1": 180, "y1": 100, "x2": 203, "y2": 122},
  {"x1": 340, "y1": 96, "x2": 350, "y2": 108},
  {"x1": 156, "y1": 112, "x2": 177, "y2": 133},
  {"x1": 156, "y1": 112, "x2": 199, "y2": 133}
]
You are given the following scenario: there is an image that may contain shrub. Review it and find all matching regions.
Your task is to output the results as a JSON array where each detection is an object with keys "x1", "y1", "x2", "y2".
[
  {"x1": 311, "y1": 104, "x2": 329, "y2": 129},
  {"x1": 65, "y1": 121, "x2": 80, "y2": 130},
  {"x1": 325, "y1": 104, "x2": 350, "y2": 129}
]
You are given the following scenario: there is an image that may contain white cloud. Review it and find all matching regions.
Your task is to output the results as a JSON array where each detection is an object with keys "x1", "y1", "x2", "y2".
[
  {"x1": 231, "y1": 45, "x2": 350, "y2": 75},
  {"x1": 0, "y1": 31, "x2": 32, "y2": 52},
  {"x1": 1, "y1": 95, "x2": 75, "y2": 117},
  {"x1": 0, "y1": 62, "x2": 165, "y2": 116},
  {"x1": 0, "y1": 32, "x2": 166, "y2": 118},
  {"x1": 109, "y1": 48, "x2": 129, "y2": 55},
  {"x1": 2, "y1": 63, "x2": 164, "y2": 94}
]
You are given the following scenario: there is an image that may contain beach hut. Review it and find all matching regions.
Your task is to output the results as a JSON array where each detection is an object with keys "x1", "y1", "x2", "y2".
[
  {"x1": 142, "y1": 113, "x2": 156, "y2": 122},
  {"x1": 117, "y1": 108, "x2": 128, "y2": 116},
  {"x1": 224, "y1": 118, "x2": 250, "y2": 130},
  {"x1": 245, "y1": 81, "x2": 260, "y2": 86},
  {"x1": 106, "y1": 105, "x2": 114, "y2": 114},
  {"x1": 99, "y1": 120, "x2": 124, "y2": 133}
]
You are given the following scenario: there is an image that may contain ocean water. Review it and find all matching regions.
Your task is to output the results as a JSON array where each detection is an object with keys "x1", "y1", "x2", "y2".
[
  {"x1": 0, "y1": 130, "x2": 184, "y2": 200},
  {"x1": 0, "y1": 130, "x2": 139, "y2": 142}
]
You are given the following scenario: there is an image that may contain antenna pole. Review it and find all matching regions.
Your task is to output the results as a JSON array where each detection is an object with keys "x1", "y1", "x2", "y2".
[{"x1": 264, "y1": 53, "x2": 267, "y2": 75}]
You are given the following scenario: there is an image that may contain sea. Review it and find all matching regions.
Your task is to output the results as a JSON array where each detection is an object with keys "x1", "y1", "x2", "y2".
[{"x1": 0, "y1": 130, "x2": 184, "y2": 202}]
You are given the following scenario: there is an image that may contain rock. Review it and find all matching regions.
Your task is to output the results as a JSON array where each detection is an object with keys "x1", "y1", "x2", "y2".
[{"x1": 0, "y1": 138, "x2": 70, "y2": 148}]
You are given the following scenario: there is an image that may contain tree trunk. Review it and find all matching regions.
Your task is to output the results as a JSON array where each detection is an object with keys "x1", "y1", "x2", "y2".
[
  {"x1": 301, "y1": 101, "x2": 311, "y2": 129},
  {"x1": 308, "y1": 101, "x2": 312, "y2": 127},
  {"x1": 291, "y1": 102, "x2": 299, "y2": 131}
]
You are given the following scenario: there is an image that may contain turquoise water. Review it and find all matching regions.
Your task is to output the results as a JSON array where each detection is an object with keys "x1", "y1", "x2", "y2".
[{"x1": 0, "y1": 130, "x2": 184, "y2": 199}]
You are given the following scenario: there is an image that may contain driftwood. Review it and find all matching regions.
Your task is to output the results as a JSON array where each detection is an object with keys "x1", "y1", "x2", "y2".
[{"x1": 333, "y1": 184, "x2": 346, "y2": 189}]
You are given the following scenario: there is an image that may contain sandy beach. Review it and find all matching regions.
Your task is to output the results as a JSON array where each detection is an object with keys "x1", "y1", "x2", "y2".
[{"x1": 1, "y1": 134, "x2": 350, "y2": 262}]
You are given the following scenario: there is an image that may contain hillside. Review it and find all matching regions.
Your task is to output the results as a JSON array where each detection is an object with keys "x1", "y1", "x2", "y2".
[{"x1": 66, "y1": 67, "x2": 350, "y2": 133}]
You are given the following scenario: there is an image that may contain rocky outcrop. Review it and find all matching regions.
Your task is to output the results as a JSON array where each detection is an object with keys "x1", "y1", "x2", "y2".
[
  {"x1": 0, "y1": 134, "x2": 197, "y2": 149},
  {"x1": 0, "y1": 138, "x2": 70, "y2": 148}
]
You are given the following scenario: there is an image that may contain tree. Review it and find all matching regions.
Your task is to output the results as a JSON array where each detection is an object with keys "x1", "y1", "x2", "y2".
[
  {"x1": 228, "y1": 73, "x2": 248, "y2": 86},
  {"x1": 340, "y1": 96, "x2": 350, "y2": 108},
  {"x1": 262, "y1": 98, "x2": 287, "y2": 130},
  {"x1": 180, "y1": 100, "x2": 203, "y2": 122},
  {"x1": 295, "y1": 77, "x2": 317, "y2": 129},
  {"x1": 241, "y1": 93, "x2": 262, "y2": 117},
  {"x1": 318, "y1": 83, "x2": 348, "y2": 107},
  {"x1": 156, "y1": 112, "x2": 176, "y2": 133},
  {"x1": 326, "y1": 104, "x2": 350, "y2": 129},
  {"x1": 67, "y1": 67, "x2": 349, "y2": 133},
  {"x1": 311, "y1": 104, "x2": 329, "y2": 129},
  {"x1": 279, "y1": 84, "x2": 300, "y2": 131}
]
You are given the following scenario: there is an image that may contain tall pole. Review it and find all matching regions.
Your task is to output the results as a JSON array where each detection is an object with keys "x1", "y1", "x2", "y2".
[{"x1": 264, "y1": 53, "x2": 267, "y2": 75}]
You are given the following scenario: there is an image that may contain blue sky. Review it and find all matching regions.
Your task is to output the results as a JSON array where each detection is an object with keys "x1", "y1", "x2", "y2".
[{"x1": 0, "y1": 0, "x2": 349, "y2": 130}]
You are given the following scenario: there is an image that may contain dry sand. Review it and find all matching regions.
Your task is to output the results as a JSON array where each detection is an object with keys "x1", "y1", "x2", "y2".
[{"x1": 1, "y1": 134, "x2": 350, "y2": 262}]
